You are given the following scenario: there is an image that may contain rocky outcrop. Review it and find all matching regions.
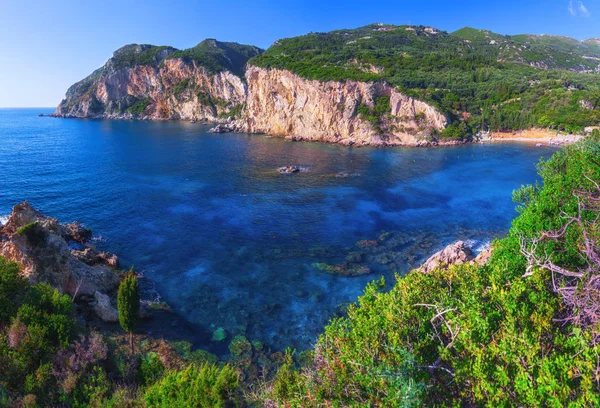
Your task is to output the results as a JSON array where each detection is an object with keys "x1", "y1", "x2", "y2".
[
  {"x1": 419, "y1": 241, "x2": 494, "y2": 273},
  {"x1": 242, "y1": 66, "x2": 449, "y2": 146},
  {"x1": 53, "y1": 42, "x2": 260, "y2": 122},
  {"x1": 55, "y1": 61, "x2": 247, "y2": 122},
  {"x1": 0, "y1": 202, "x2": 120, "y2": 321},
  {"x1": 419, "y1": 241, "x2": 476, "y2": 273}
]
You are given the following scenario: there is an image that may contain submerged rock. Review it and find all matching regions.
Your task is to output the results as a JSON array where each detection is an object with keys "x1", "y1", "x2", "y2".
[
  {"x1": 277, "y1": 166, "x2": 300, "y2": 174},
  {"x1": 356, "y1": 239, "x2": 379, "y2": 248},
  {"x1": 312, "y1": 262, "x2": 371, "y2": 277}
]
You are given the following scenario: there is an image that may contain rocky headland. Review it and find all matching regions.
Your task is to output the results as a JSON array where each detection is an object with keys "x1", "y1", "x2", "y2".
[
  {"x1": 0, "y1": 202, "x2": 124, "y2": 322},
  {"x1": 51, "y1": 45, "x2": 450, "y2": 147},
  {"x1": 51, "y1": 24, "x2": 600, "y2": 148}
]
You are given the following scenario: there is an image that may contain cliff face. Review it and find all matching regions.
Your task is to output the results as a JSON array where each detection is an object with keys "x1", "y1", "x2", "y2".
[
  {"x1": 0, "y1": 202, "x2": 120, "y2": 301},
  {"x1": 54, "y1": 43, "x2": 450, "y2": 146},
  {"x1": 53, "y1": 42, "x2": 258, "y2": 122},
  {"x1": 242, "y1": 67, "x2": 448, "y2": 146}
]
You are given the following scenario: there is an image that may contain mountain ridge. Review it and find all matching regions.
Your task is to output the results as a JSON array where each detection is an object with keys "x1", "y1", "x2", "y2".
[{"x1": 54, "y1": 23, "x2": 600, "y2": 144}]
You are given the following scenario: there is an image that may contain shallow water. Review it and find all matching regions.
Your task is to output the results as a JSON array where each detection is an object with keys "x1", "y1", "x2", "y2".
[{"x1": 0, "y1": 108, "x2": 556, "y2": 351}]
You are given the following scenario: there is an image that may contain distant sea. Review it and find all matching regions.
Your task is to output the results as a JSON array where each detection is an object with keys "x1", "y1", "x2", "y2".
[{"x1": 0, "y1": 108, "x2": 556, "y2": 352}]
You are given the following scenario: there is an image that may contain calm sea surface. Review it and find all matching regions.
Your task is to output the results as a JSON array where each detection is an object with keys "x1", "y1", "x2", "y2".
[{"x1": 0, "y1": 108, "x2": 556, "y2": 351}]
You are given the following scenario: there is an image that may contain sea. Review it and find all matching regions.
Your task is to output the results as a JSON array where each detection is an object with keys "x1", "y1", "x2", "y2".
[{"x1": 0, "y1": 108, "x2": 556, "y2": 352}]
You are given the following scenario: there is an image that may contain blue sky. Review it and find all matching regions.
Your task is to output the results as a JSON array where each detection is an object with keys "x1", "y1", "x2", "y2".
[{"x1": 1, "y1": 0, "x2": 598, "y2": 107}]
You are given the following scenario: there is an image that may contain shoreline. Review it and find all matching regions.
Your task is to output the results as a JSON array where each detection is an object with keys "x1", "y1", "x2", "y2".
[{"x1": 44, "y1": 114, "x2": 589, "y2": 147}]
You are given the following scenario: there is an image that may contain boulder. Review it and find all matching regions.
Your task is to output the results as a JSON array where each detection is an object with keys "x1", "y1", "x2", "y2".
[
  {"x1": 277, "y1": 166, "x2": 300, "y2": 174},
  {"x1": 92, "y1": 291, "x2": 119, "y2": 322},
  {"x1": 420, "y1": 241, "x2": 475, "y2": 273},
  {"x1": 72, "y1": 247, "x2": 120, "y2": 269},
  {"x1": 473, "y1": 248, "x2": 492, "y2": 265},
  {"x1": 65, "y1": 221, "x2": 92, "y2": 243}
]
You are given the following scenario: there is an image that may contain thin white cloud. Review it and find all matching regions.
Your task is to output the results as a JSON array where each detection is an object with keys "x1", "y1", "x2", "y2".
[{"x1": 569, "y1": 0, "x2": 591, "y2": 17}]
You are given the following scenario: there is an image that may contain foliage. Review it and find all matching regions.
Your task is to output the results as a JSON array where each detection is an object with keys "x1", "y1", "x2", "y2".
[
  {"x1": 0, "y1": 258, "x2": 28, "y2": 325},
  {"x1": 442, "y1": 121, "x2": 473, "y2": 140},
  {"x1": 110, "y1": 45, "x2": 175, "y2": 70},
  {"x1": 143, "y1": 363, "x2": 240, "y2": 408},
  {"x1": 166, "y1": 39, "x2": 263, "y2": 77},
  {"x1": 16, "y1": 222, "x2": 46, "y2": 246},
  {"x1": 250, "y1": 24, "x2": 600, "y2": 132},
  {"x1": 0, "y1": 279, "x2": 77, "y2": 405},
  {"x1": 118, "y1": 272, "x2": 139, "y2": 335},
  {"x1": 138, "y1": 351, "x2": 165, "y2": 386},
  {"x1": 127, "y1": 98, "x2": 152, "y2": 116},
  {"x1": 118, "y1": 271, "x2": 139, "y2": 353}
]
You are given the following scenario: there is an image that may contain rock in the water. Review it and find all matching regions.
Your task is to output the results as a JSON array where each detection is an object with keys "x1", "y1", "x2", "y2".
[
  {"x1": 65, "y1": 221, "x2": 92, "y2": 243},
  {"x1": 212, "y1": 327, "x2": 227, "y2": 342},
  {"x1": 209, "y1": 121, "x2": 242, "y2": 133},
  {"x1": 92, "y1": 291, "x2": 119, "y2": 322},
  {"x1": 473, "y1": 248, "x2": 492, "y2": 265},
  {"x1": 72, "y1": 247, "x2": 120, "y2": 269},
  {"x1": 356, "y1": 240, "x2": 379, "y2": 248},
  {"x1": 420, "y1": 241, "x2": 475, "y2": 273},
  {"x1": 277, "y1": 166, "x2": 300, "y2": 174}
]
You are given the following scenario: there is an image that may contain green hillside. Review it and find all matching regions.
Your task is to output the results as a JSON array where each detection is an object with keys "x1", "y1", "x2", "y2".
[{"x1": 251, "y1": 24, "x2": 600, "y2": 133}]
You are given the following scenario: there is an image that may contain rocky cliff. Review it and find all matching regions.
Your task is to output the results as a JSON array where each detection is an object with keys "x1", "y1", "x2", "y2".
[
  {"x1": 53, "y1": 41, "x2": 262, "y2": 122},
  {"x1": 0, "y1": 202, "x2": 121, "y2": 321},
  {"x1": 54, "y1": 39, "x2": 452, "y2": 146},
  {"x1": 241, "y1": 66, "x2": 448, "y2": 146}
]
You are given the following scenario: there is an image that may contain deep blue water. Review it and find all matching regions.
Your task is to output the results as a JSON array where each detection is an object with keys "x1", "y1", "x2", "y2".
[{"x1": 0, "y1": 108, "x2": 556, "y2": 351}]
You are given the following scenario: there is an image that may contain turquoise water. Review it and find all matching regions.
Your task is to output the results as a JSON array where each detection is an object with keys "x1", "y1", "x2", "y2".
[{"x1": 0, "y1": 108, "x2": 555, "y2": 351}]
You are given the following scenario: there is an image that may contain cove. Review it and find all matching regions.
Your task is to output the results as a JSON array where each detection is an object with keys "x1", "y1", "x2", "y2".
[{"x1": 0, "y1": 108, "x2": 556, "y2": 352}]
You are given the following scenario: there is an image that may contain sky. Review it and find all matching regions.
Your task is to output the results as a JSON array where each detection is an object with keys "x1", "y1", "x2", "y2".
[{"x1": 0, "y1": 0, "x2": 598, "y2": 107}]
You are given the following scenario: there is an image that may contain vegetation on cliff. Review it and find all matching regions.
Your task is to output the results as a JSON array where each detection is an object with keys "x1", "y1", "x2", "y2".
[
  {"x1": 108, "y1": 41, "x2": 262, "y2": 75},
  {"x1": 250, "y1": 24, "x2": 600, "y2": 134},
  {"x1": 167, "y1": 39, "x2": 263, "y2": 77}
]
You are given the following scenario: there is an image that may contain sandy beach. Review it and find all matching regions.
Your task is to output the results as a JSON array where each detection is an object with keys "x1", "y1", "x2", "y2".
[{"x1": 481, "y1": 128, "x2": 584, "y2": 145}]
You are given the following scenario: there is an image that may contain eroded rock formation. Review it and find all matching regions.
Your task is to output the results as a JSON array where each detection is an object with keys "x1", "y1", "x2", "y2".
[
  {"x1": 242, "y1": 67, "x2": 449, "y2": 146},
  {"x1": 0, "y1": 202, "x2": 120, "y2": 320}
]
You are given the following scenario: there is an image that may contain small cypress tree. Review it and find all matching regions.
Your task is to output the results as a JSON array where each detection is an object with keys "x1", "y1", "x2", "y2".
[{"x1": 118, "y1": 270, "x2": 139, "y2": 354}]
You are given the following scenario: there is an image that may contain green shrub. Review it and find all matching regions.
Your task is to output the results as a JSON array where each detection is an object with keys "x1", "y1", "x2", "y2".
[
  {"x1": 144, "y1": 363, "x2": 240, "y2": 407},
  {"x1": 138, "y1": 352, "x2": 165, "y2": 386},
  {"x1": 441, "y1": 121, "x2": 472, "y2": 140},
  {"x1": 0, "y1": 257, "x2": 28, "y2": 324},
  {"x1": 118, "y1": 271, "x2": 139, "y2": 353},
  {"x1": 127, "y1": 98, "x2": 152, "y2": 116},
  {"x1": 17, "y1": 283, "x2": 76, "y2": 348},
  {"x1": 16, "y1": 222, "x2": 46, "y2": 246}
]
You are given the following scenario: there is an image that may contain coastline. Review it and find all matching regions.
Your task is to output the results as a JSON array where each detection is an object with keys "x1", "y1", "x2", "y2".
[
  {"x1": 46, "y1": 114, "x2": 590, "y2": 148},
  {"x1": 481, "y1": 128, "x2": 584, "y2": 146}
]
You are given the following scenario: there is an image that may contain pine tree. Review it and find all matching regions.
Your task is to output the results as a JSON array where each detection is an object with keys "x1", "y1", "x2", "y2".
[{"x1": 118, "y1": 270, "x2": 139, "y2": 354}]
